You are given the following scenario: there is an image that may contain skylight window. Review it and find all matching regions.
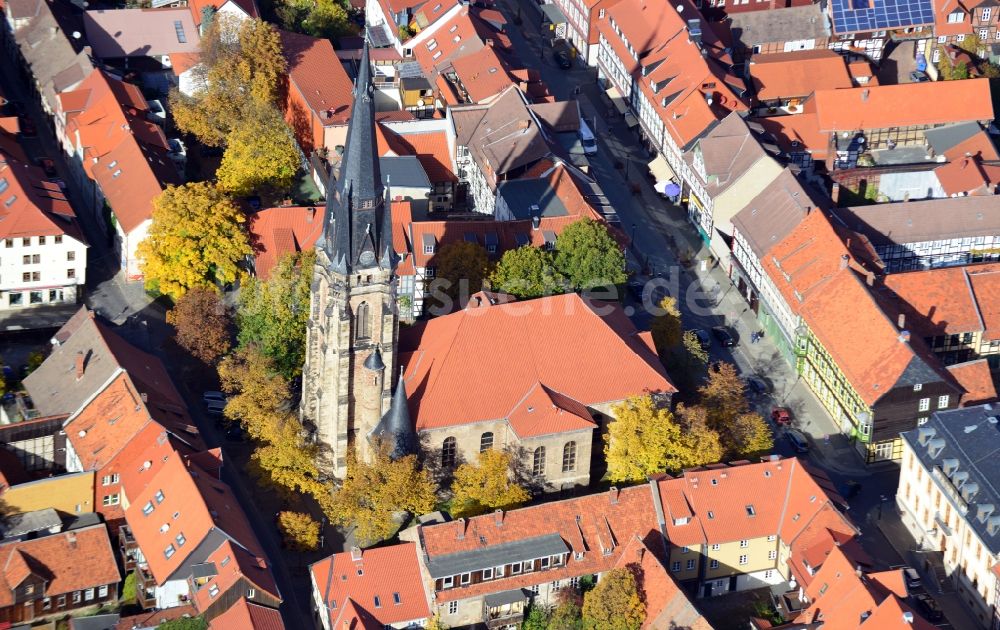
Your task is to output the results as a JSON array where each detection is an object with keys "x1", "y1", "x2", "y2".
[
  {"x1": 175, "y1": 20, "x2": 187, "y2": 43},
  {"x1": 4, "y1": 195, "x2": 15, "y2": 208},
  {"x1": 746, "y1": 505, "x2": 756, "y2": 517},
  {"x1": 0, "y1": 178, "x2": 7, "y2": 194}
]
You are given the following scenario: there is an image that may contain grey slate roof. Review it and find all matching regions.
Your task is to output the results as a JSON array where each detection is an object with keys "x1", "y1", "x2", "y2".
[
  {"x1": 12, "y1": 0, "x2": 93, "y2": 111},
  {"x1": 496, "y1": 178, "x2": 569, "y2": 220},
  {"x1": 320, "y1": 42, "x2": 395, "y2": 275},
  {"x1": 425, "y1": 533, "x2": 568, "y2": 578},
  {"x1": 924, "y1": 122, "x2": 984, "y2": 156},
  {"x1": 363, "y1": 346, "x2": 385, "y2": 372},
  {"x1": 380, "y1": 156, "x2": 432, "y2": 189},
  {"x1": 834, "y1": 196, "x2": 1000, "y2": 246},
  {"x1": 732, "y1": 168, "x2": 824, "y2": 259},
  {"x1": 484, "y1": 588, "x2": 531, "y2": 607},
  {"x1": 68, "y1": 614, "x2": 120, "y2": 630},
  {"x1": 370, "y1": 376, "x2": 416, "y2": 459},
  {"x1": 1, "y1": 508, "x2": 62, "y2": 539},
  {"x1": 902, "y1": 404, "x2": 1000, "y2": 554}
]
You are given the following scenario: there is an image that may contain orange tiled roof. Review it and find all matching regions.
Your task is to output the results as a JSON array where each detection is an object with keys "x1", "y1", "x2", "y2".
[
  {"x1": 279, "y1": 30, "x2": 353, "y2": 126},
  {"x1": 309, "y1": 543, "x2": 431, "y2": 627},
  {"x1": 209, "y1": 598, "x2": 285, "y2": 630},
  {"x1": 247, "y1": 206, "x2": 325, "y2": 280},
  {"x1": 0, "y1": 158, "x2": 86, "y2": 242},
  {"x1": 813, "y1": 80, "x2": 994, "y2": 132},
  {"x1": 934, "y1": 156, "x2": 994, "y2": 196},
  {"x1": 600, "y1": 0, "x2": 747, "y2": 149},
  {"x1": 0, "y1": 525, "x2": 120, "y2": 606},
  {"x1": 879, "y1": 265, "x2": 991, "y2": 339},
  {"x1": 754, "y1": 112, "x2": 829, "y2": 159},
  {"x1": 376, "y1": 123, "x2": 457, "y2": 183},
  {"x1": 62, "y1": 70, "x2": 179, "y2": 233},
  {"x1": 750, "y1": 50, "x2": 853, "y2": 102},
  {"x1": 942, "y1": 128, "x2": 1000, "y2": 161},
  {"x1": 418, "y1": 483, "x2": 661, "y2": 603},
  {"x1": 948, "y1": 359, "x2": 999, "y2": 406},
  {"x1": 399, "y1": 293, "x2": 674, "y2": 431},
  {"x1": 967, "y1": 265, "x2": 1000, "y2": 340},
  {"x1": 449, "y1": 44, "x2": 517, "y2": 103}
]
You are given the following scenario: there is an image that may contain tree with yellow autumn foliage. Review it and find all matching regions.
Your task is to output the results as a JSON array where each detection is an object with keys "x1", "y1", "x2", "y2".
[
  {"x1": 649, "y1": 295, "x2": 683, "y2": 355},
  {"x1": 581, "y1": 567, "x2": 644, "y2": 630},
  {"x1": 138, "y1": 182, "x2": 250, "y2": 301},
  {"x1": 216, "y1": 107, "x2": 300, "y2": 196},
  {"x1": 218, "y1": 345, "x2": 291, "y2": 443},
  {"x1": 325, "y1": 445, "x2": 437, "y2": 545},
  {"x1": 450, "y1": 449, "x2": 530, "y2": 517},
  {"x1": 277, "y1": 511, "x2": 321, "y2": 552},
  {"x1": 606, "y1": 395, "x2": 722, "y2": 482},
  {"x1": 171, "y1": 16, "x2": 287, "y2": 146}
]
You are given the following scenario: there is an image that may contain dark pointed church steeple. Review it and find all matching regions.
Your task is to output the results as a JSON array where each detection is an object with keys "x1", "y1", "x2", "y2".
[
  {"x1": 369, "y1": 373, "x2": 416, "y2": 459},
  {"x1": 320, "y1": 42, "x2": 396, "y2": 274}
]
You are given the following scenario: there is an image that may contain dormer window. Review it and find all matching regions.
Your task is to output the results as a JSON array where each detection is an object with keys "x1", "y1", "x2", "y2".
[
  {"x1": 423, "y1": 234, "x2": 436, "y2": 254},
  {"x1": 948, "y1": 10, "x2": 964, "y2": 22}
]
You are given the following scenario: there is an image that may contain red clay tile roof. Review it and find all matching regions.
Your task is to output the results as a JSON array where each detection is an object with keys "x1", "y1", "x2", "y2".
[
  {"x1": 0, "y1": 525, "x2": 120, "y2": 606},
  {"x1": 187, "y1": 0, "x2": 258, "y2": 24},
  {"x1": 948, "y1": 359, "x2": 999, "y2": 406},
  {"x1": 210, "y1": 598, "x2": 285, "y2": 630},
  {"x1": 62, "y1": 70, "x2": 179, "y2": 234},
  {"x1": 309, "y1": 543, "x2": 431, "y2": 627},
  {"x1": 399, "y1": 293, "x2": 674, "y2": 431},
  {"x1": 376, "y1": 123, "x2": 457, "y2": 183},
  {"x1": 879, "y1": 265, "x2": 989, "y2": 339},
  {"x1": 0, "y1": 159, "x2": 86, "y2": 242},
  {"x1": 935, "y1": 156, "x2": 994, "y2": 196},
  {"x1": 813, "y1": 80, "x2": 994, "y2": 132},
  {"x1": 600, "y1": 0, "x2": 746, "y2": 149},
  {"x1": 418, "y1": 483, "x2": 661, "y2": 603},
  {"x1": 279, "y1": 30, "x2": 353, "y2": 125},
  {"x1": 613, "y1": 536, "x2": 712, "y2": 630},
  {"x1": 505, "y1": 382, "x2": 597, "y2": 438},
  {"x1": 449, "y1": 44, "x2": 517, "y2": 103},
  {"x1": 942, "y1": 128, "x2": 1000, "y2": 162},
  {"x1": 248, "y1": 206, "x2": 325, "y2": 280},
  {"x1": 750, "y1": 50, "x2": 852, "y2": 102},
  {"x1": 754, "y1": 112, "x2": 829, "y2": 159},
  {"x1": 116, "y1": 605, "x2": 199, "y2": 630},
  {"x1": 169, "y1": 52, "x2": 201, "y2": 75}
]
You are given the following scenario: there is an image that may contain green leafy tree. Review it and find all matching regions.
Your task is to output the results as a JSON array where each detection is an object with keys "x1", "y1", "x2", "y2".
[
  {"x1": 553, "y1": 218, "x2": 626, "y2": 291},
  {"x1": 522, "y1": 606, "x2": 550, "y2": 630},
  {"x1": 581, "y1": 567, "x2": 644, "y2": 630},
  {"x1": 434, "y1": 241, "x2": 490, "y2": 303},
  {"x1": 237, "y1": 249, "x2": 314, "y2": 379},
  {"x1": 137, "y1": 182, "x2": 251, "y2": 301},
  {"x1": 158, "y1": 618, "x2": 208, "y2": 630},
  {"x1": 489, "y1": 246, "x2": 565, "y2": 299},
  {"x1": 450, "y1": 449, "x2": 530, "y2": 517},
  {"x1": 121, "y1": 571, "x2": 137, "y2": 603},
  {"x1": 217, "y1": 106, "x2": 300, "y2": 196},
  {"x1": 649, "y1": 296, "x2": 682, "y2": 355},
  {"x1": 549, "y1": 598, "x2": 583, "y2": 630}
]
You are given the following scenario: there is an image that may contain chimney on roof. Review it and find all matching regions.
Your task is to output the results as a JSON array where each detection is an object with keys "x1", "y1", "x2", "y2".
[
  {"x1": 456, "y1": 518, "x2": 466, "y2": 540},
  {"x1": 861, "y1": 89, "x2": 870, "y2": 101},
  {"x1": 350, "y1": 546, "x2": 362, "y2": 561},
  {"x1": 486, "y1": 38, "x2": 494, "y2": 47},
  {"x1": 899, "y1": 330, "x2": 911, "y2": 343},
  {"x1": 609, "y1": 486, "x2": 620, "y2": 504},
  {"x1": 141, "y1": 392, "x2": 148, "y2": 403},
  {"x1": 855, "y1": 564, "x2": 863, "y2": 577},
  {"x1": 839, "y1": 254, "x2": 849, "y2": 270},
  {"x1": 866, "y1": 271, "x2": 876, "y2": 286},
  {"x1": 897, "y1": 313, "x2": 906, "y2": 330},
  {"x1": 75, "y1": 351, "x2": 85, "y2": 380},
  {"x1": 903, "y1": 611, "x2": 914, "y2": 624},
  {"x1": 66, "y1": 532, "x2": 76, "y2": 548},
  {"x1": 494, "y1": 509, "x2": 504, "y2": 527},
  {"x1": 687, "y1": 18, "x2": 702, "y2": 45},
  {"x1": 531, "y1": 215, "x2": 541, "y2": 230}
]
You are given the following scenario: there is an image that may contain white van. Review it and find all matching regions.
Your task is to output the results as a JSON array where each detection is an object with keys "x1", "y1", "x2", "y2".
[{"x1": 579, "y1": 118, "x2": 598, "y2": 156}]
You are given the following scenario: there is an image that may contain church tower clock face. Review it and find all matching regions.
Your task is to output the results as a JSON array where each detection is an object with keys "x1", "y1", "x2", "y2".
[{"x1": 359, "y1": 250, "x2": 375, "y2": 266}]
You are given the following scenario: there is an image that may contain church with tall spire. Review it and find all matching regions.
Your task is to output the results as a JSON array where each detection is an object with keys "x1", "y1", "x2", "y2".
[{"x1": 300, "y1": 43, "x2": 416, "y2": 476}]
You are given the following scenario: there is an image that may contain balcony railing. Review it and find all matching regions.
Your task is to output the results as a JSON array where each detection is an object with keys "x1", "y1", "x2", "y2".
[
  {"x1": 137, "y1": 565, "x2": 158, "y2": 610},
  {"x1": 119, "y1": 525, "x2": 139, "y2": 570},
  {"x1": 485, "y1": 610, "x2": 525, "y2": 629},
  {"x1": 934, "y1": 512, "x2": 953, "y2": 537}
]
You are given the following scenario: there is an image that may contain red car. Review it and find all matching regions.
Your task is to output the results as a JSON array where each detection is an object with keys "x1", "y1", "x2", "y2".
[{"x1": 771, "y1": 407, "x2": 792, "y2": 425}]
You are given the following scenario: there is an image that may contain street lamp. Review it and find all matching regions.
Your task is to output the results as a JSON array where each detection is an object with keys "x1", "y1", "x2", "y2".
[{"x1": 631, "y1": 223, "x2": 637, "y2": 242}]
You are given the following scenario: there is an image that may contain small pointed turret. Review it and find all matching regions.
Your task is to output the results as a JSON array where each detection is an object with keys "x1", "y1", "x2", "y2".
[
  {"x1": 363, "y1": 345, "x2": 385, "y2": 372},
  {"x1": 369, "y1": 371, "x2": 416, "y2": 459}
]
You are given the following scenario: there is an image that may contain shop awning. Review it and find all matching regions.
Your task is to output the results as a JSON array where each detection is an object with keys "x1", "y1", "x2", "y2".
[
  {"x1": 647, "y1": 155, "x2": 675, "y2": 184},
  {"x1": 624, "y1": 112, "x2": 639, "y2": 128},
  {"x1": 540, "y1": 3, "x2": 567, "y2": 24},
  {"x1": 606, "y1": 86, "x2": 628, "y2": 114}
]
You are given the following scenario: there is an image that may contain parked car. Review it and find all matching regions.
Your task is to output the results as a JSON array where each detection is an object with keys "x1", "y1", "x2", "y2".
[
  {"x1": 711, "y1": 326, "x2": 736, "y2": 347},
  {"x1": 745, "y1": 376, "x2": 769, "y2": 395},
  {"x1": 554, "y1": 50, "x2": 573, "y2": 69},
  {"x1": 913, "y1": 594, "x2": 943, "y2": 621},
  {"x1": 786, "y1": 429, "x2": 809, "y2": 454},
  {"x1": 203, "y1": 391, "x2": 226, "y2": 404},
  {"x1": 17, "y1": 115, "x2": 36, "y2": 136},
  {"x1": 693, "y1": 329, "x2": 711, "y2": 350},
  {"x1": 771, "y1": 407, "x2": 792, "y2": 425},
  {"x1": 205, "y1": 400, "x2": 226, "y2": 417},
  {"x1": 903, "y1": 567, "x2": 922, "y2": 591},
  {"x1": 909, "y1": 70, "x2": 930, "y2": 83}
]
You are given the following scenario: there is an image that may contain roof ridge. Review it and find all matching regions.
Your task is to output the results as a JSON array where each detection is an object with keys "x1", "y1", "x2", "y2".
[{"x1": 965, "y1": 267, "x2": 988, "y2": 333}]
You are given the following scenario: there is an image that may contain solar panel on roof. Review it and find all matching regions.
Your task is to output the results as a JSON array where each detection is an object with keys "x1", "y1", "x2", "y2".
[
  {"x1": 831, "y1": 0, "x2": 932, "y2": 32},
  {"x1": 366, "y1": 24, "x2": 393, "y2": 48},
  {"x1": 397, "y1": 61, "x2": 424, "y2": 78}
]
